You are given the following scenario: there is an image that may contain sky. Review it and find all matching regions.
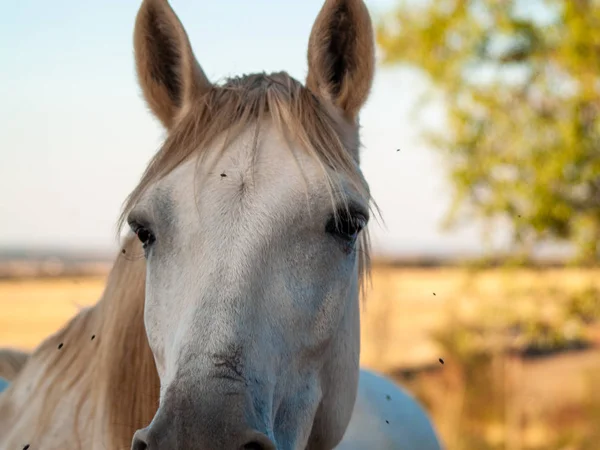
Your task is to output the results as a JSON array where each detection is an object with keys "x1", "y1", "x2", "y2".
[{"x1": 0, "y1": 0, "x2": 512, "y2": 258}]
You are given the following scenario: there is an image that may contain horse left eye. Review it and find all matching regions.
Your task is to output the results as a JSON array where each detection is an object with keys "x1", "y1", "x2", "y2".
[
  {"x1": 135, "y1": 226, "x2": 155, "y2": 249},
  {"x1": 326, "y1": 214, "x2": 366, "y2": 243}
]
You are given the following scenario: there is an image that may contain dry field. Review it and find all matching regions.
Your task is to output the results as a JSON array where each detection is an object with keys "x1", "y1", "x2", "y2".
[{"x1": 1, "y1": 266, "x2": 600, "y2": 449}]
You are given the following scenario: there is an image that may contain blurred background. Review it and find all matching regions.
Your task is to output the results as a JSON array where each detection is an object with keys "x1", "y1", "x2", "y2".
[{"x1": 1, "y1": 1, "x2": 600, "y2": 449}]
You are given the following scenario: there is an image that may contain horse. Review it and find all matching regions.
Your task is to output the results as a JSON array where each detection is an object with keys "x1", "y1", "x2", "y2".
[{"x1": 0, "y1": 0, "x2": 443, "y2": 448}]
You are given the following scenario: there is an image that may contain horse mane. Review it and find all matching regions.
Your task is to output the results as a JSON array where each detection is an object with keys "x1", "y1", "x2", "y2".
[{"x1": 90, "y1": 236, "x2": 160, "y2": 449}]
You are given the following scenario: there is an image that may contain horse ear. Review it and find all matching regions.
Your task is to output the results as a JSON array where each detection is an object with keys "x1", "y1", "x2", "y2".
[
  {"x1": 133, "y1": 0, "x2": 211, "y2": 129},
  {"x1": 306, "y1": 0, "x2": 375, "y2": 121}
]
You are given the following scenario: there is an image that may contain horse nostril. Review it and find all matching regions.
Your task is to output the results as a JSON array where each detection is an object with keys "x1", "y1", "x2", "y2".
[
  {"x1": 131, "y1": 429, "x2": 152, "y2": 450},
  {"x1": 243, "y1": 443, "x2": 264, "y2": 450},
  {"x1": 131, "y1": 439, "x2": 148, "y2": 450},
  {"x1": 241, "y1": 433, "x2": 276, "y2": 450}
]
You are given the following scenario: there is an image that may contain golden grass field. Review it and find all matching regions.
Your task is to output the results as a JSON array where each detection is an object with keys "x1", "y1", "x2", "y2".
[{"x1": 1, "y1": 266, "x2": 600, "y2": 449}]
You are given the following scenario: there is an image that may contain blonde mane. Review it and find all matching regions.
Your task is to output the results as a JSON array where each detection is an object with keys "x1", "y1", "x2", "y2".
[{"x1": 90, "y1": 236, "x2": 160, "y2": 449}]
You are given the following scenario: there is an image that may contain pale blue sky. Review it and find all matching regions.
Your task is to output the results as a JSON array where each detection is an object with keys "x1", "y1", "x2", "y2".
[{"x1": 0, "y1": 0, "x2": 509, "y2": 258}]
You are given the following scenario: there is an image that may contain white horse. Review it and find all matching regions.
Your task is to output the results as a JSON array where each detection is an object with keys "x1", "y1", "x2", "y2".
[{"x1": 0, "y1": 0, "x2": 442, "y2": 448}]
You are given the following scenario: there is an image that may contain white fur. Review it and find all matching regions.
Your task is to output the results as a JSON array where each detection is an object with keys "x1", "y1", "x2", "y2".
[{"x1": 338, "y1": 369, "x2": 442, "y2": 449}]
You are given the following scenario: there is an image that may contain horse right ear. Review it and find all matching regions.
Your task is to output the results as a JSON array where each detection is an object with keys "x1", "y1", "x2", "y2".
[
  {"x1": 306, "y1": 0, "x2": 375, "y2": 122},
  {"x1": 133, "y1": 0, "x2": 211, "y2": 129}
]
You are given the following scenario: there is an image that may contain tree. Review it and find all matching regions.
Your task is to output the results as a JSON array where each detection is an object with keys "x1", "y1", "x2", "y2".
[{"x1": 377, "y1": 0, "x2": 600, "y2": 263}]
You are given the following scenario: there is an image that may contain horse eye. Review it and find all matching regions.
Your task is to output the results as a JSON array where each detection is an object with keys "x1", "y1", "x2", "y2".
[
  {"x1": 134, "y1": 226, "x2": 155, "y2": 249},
  {"x1": 326, "y1": 213, "x2": 367, "y2": 243}
]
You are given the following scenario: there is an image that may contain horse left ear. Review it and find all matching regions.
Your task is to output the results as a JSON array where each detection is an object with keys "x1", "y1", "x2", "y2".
[
  {"x1": 133, "y1": 0, "x2": 211, "y2": 130},
  {"x1": 306, "y1": 0, "x2": 375, "y2": 121}
]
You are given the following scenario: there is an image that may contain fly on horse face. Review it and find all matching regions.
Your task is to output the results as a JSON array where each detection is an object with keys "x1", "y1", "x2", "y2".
[{"x1": 0, "y1": 0, "x2": 442, "y2": 449}]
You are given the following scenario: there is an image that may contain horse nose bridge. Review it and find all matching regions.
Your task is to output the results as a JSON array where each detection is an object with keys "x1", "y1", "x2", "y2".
[
  {"x1": 177, "y1": 338, "x2": 253, "y2": 387},
  {"x1": 184, "y1": 303, "x2": 277, "y2": 376},
  {"x1": 209, "y1": 341, "x2": 247, "y2": 381}
]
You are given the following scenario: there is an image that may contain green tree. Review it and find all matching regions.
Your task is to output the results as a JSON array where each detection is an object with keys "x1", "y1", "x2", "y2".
[{"x1": 377, "y1": 0, "x2": 600, "y2": 263}]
